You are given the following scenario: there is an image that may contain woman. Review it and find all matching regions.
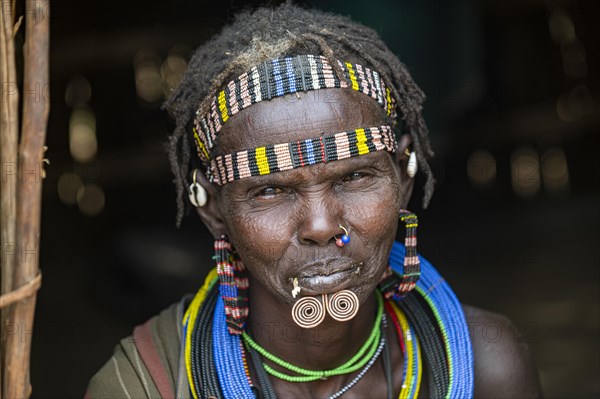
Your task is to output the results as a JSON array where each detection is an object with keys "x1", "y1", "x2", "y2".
[{"x1": 86, "y1": 2, "x2": 541, "y2": 398}]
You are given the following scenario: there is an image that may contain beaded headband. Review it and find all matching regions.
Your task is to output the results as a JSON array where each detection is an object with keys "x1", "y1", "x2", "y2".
[
  {"x1": 209, "y1": 125, "x2": 396, "y2": 185},
  {"x1": 192, "y1": 55, "x2": 398, "y2": 168}
]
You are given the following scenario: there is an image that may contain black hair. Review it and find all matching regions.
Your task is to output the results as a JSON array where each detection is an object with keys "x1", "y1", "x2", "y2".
[{"x1": 163, "y1": 1, "x2": 435, "y2": 227}]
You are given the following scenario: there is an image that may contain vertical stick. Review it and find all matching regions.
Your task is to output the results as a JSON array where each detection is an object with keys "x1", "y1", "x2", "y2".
[
  {"x1": 3, "y1": 0, "x2": 49, "y2": 397},
  {"x1": 0, "y1": 1, "x2": 19, "y2": 395},
  {"x1": 1, "y1": 0, "x2": 20, "y2": 302}
]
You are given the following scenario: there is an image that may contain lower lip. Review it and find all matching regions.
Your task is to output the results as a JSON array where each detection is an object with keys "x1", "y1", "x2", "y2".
[{"x1": 299, "y1": 269, "x2": 358, "y2": 295}]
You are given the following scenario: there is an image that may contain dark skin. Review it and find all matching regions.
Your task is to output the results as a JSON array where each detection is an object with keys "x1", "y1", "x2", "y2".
[{"x1": 194, "y1": 89, "x2": 542, "y2": 398}]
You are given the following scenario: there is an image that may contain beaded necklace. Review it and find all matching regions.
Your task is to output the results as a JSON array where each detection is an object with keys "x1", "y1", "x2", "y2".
[
  {"x1": 389, "y1": 242, "x2": 474, "y2": 399},
  {"x1": 387, "y1": 301, "x2": 423, "y2": 399},
  {"x1": 241, "y1": 291, "x2": 384, "y2": 382},
  {"x1": 244, "y1": 310, "x2": 421, "y2": 399},
  {"x1": 181, "y1": 243, "x2": 474, "y2": 399},
  {"x1": 327, "y1": 326, "x2": 387, "y2": 399}
]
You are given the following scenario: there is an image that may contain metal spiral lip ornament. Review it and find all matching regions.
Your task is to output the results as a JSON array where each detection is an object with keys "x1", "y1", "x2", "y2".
[
  {"x1": 291, "y1": 295, "x2": 327, "y2": 328},
  {"x1": 327, "y1": 290, "x2": 360, "y2": 322}
]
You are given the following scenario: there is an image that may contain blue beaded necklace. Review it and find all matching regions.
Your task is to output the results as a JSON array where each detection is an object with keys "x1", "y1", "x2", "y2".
[
  {"x1": 213, "y1": 294, "x2": 254, "y2": 397},
  {"x1": 389, "y1": 242, "x2": 474, "y2": 399}
]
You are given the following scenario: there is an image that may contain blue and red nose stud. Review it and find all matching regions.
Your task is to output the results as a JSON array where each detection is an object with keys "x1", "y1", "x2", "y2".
[{"x1": 335, "y1": 224, "x2": 351, "y2": 247}]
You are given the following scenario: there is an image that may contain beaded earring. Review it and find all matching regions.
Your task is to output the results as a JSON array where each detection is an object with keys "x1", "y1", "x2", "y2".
[
  {"x1": 378, "y1": 210, "x2": 420, "y2": 301},
  {"x1": 214, "y1": 235, "x2": 249, "y2": 334}
]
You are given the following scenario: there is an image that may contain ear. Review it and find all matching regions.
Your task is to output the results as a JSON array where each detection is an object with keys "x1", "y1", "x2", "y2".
[
  {"x1": 190, "y1": 170, "x2": 229, "y2": 238},
  {"x1": 394, "y1": 134, "x2": 415, "y2": 208}
]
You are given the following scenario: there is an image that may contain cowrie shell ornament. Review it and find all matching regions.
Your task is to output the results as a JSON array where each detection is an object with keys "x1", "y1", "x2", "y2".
[
  {"x1": 188, "y1": 169, "x2": 207, "y2": 207},
  {"x1": 407, "y1": 151, "x2": 418, "y2": 178}
]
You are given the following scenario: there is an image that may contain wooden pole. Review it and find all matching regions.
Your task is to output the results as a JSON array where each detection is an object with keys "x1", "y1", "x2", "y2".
[
  {"x1": 2, "y1": 0, "x2": 49, "y2": 397},
  {"x1": 1, "y1": 0, "x2": 20, "y2": 300},
  {"x1": 0, "y1": 0, "x2": 20, "y2": 395}
]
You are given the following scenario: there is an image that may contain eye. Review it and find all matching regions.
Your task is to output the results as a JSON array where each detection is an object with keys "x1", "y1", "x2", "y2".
[
  {"x1": 342, "y1": 171, "x2": 369, "y2": 182},
  {"x1": 255, "y1": 186, "x2": 284, "y2": 198}
]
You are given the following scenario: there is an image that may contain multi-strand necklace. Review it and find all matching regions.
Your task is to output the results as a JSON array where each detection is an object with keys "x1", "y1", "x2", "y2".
[
  {"x1": 182, "y1": 242, "x2": 474, "y2": 398},
  {"x1": 242, "y1": 292, "x2": 385, "y2": 382}
]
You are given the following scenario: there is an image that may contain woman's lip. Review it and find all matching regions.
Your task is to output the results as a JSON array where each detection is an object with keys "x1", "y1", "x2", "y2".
[
  {"x1": 296, "y1": 259, "x2": 361, "y2": 278},
  {"x1": 298, "y1": 268, "x2": 359, "y2": 295}
]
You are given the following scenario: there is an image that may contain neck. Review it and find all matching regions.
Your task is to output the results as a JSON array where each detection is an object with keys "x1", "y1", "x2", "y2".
[{"x1": 246, "y1": 277, "x2": 378, "y2": 371}]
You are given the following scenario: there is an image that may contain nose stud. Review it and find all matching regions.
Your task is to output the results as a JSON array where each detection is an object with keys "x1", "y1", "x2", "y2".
[{"x1": 335, "y1": 224, "x2": 350, "y2": 247}]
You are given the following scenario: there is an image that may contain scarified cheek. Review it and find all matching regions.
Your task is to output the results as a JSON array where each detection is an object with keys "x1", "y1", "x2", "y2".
[
  {"x1": 227, "y1": 217, "x2": 289, "y2": 267},
  {"x1": 348, "y1": 190, "x2": 398, "y2": 222}
]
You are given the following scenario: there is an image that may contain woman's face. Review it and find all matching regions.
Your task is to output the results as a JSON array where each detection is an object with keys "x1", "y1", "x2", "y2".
[{"x1": 214, "y1": 89, "x2": 408, "y2": 305}]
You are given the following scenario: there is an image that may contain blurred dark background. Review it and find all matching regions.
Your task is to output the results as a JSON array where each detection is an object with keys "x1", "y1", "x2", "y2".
[{"x1": 25, "y1": 0, "x2": 599, "y2": 397}]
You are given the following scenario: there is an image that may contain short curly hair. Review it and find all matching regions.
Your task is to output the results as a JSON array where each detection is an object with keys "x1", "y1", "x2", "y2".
[{"x1": 163, "y1": 1, "x2": 435, "y2": 227}]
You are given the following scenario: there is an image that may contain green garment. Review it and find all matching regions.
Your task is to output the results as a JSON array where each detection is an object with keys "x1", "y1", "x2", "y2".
[{"x1": 85, "y1": 296, "x2": 192, "y2": 399}]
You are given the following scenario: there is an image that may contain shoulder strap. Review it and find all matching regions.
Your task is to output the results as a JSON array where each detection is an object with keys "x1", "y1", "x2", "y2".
[
  {"x1": 133, "y1": 300, "x2": 186, "y2": 398},
  {"x1": 133, "y1": 321, "x2": 175, "y2": 398}
]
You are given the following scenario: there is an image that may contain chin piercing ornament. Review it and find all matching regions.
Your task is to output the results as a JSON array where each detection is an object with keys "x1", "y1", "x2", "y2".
[
  {"x1": 327, "y1": 290, "x2": 360, "y2": 322},
  {"x1": 335, "y1": 224, "x2": 351, "y2": 247},
  {"x1": 291, "y1": 277, "x2": 301, "y2": 299},
  {"x1": 188, "y1": 169, "x2": 207, "y2": 207},
  {"x1": 291, "y1": 295, "x2": 326, "y2": 329}
]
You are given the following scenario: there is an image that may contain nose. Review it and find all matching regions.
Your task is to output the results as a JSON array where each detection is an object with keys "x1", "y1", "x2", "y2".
[{"x1": 297, "y1": 194, "x2": 343, "y2": 247}]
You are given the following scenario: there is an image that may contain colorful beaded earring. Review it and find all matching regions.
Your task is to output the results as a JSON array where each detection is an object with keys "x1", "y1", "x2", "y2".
[
  {"x1": 214, "y1": 235, "x2": 249, "y2": 334},
  {"x1": 378, "y1": 210, "x2": 420, "y2": 301}
]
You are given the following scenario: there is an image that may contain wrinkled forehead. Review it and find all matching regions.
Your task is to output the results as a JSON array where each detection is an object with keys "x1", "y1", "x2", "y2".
[{"x1": 215, "y1": 89, "x2": 389, "y2": 155}]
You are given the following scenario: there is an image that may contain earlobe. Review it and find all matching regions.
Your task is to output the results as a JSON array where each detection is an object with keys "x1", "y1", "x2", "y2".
[{"x1": 189, "y1": 169, "x2": 229, "y2": 238}]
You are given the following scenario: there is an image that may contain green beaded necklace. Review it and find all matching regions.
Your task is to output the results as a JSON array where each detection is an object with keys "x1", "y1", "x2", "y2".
[{"x1": 242, "y1": 292, "x2": 384, "y2": 382}]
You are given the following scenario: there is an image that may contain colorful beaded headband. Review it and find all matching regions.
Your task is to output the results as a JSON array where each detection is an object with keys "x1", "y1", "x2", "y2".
[
  {"x1": 209, "y1": 125, "x2": 396, "y2": 185},
  {"x1": 192, "y1": 55, "x2": 398, "y2": 166}
]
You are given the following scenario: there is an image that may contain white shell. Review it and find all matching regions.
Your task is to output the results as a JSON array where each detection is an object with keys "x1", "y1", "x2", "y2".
[
  {"x1": 407, "y1": 151, "x2": 418, "y2": 178},
  {"x1": 188, "y1": 182, "x2": 207, "y2": 207},
  {"x1": 291, "y1": 277, "x2": 301, "y2": 298}
]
